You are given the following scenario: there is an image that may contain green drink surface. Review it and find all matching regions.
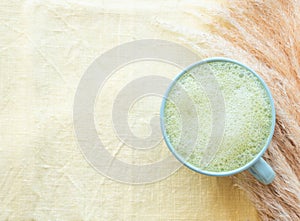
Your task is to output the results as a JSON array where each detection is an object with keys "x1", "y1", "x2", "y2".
[{"x1": 164, "y1": 61, "x2": 273, "y2": 172}]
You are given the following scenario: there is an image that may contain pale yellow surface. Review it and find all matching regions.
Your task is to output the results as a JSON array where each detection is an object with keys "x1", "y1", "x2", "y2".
[{"x1": 0, "y1": 0, "x2": 259, "y2": 220}]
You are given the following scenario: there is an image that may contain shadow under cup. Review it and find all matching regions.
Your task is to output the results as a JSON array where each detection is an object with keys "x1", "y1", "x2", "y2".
[{"x1": 160, "y1": 57, "x2": 276, "y2": 185}]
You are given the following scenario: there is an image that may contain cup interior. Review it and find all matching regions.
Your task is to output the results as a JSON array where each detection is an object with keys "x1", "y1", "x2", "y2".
[{"x1": 160, "y1": 57, "x2": 276, "y2": 176}]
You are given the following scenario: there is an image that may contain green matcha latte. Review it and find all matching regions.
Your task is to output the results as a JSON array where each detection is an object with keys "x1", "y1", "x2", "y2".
[{"x1": 163, "y1": 61, "x2": 273, "y2": 172}]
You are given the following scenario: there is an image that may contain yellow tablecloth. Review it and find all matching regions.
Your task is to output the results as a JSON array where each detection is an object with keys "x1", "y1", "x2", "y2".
[{"x1": 0, "y1": 0, "x2": 259, "y2": 220}]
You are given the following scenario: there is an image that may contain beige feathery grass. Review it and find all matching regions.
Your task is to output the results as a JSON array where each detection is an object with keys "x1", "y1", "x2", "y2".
[{"x1": 157, "y1": 0, "x2": 300, "y2": 220}]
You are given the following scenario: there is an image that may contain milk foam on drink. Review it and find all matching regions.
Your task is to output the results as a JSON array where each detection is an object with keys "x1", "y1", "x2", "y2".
[{"x1": 164, "y1": 61, "x2": 273, "y2": 172}]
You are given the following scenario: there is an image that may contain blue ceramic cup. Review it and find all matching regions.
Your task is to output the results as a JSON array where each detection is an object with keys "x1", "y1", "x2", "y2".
[{"x1": 160, "y1": 57, "x2": 276, "y2": 185}]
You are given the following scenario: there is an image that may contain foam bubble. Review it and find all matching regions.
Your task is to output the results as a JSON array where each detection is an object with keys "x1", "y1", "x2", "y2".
[{"x1": 164, "y1": 61, "x2": 273, "y2": 172}]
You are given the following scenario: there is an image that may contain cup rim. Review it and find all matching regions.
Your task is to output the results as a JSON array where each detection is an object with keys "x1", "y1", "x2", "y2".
[{"x1": 160, "y1": 57, "x2": 276, "y2": 177}]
